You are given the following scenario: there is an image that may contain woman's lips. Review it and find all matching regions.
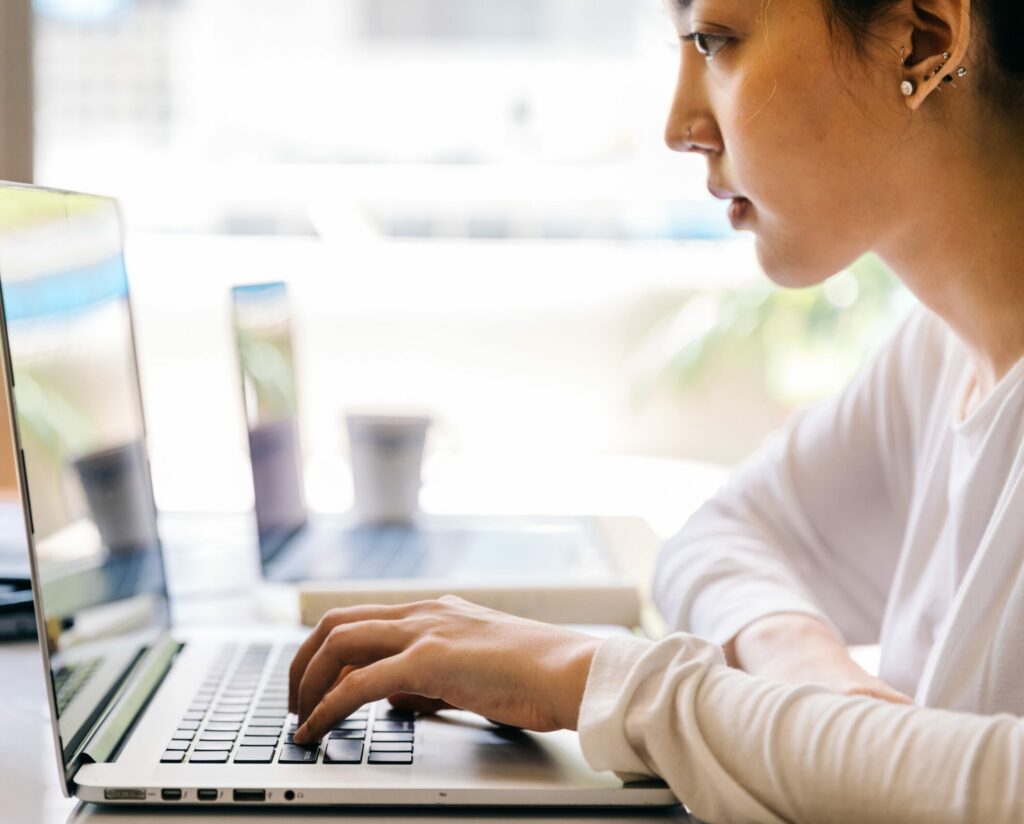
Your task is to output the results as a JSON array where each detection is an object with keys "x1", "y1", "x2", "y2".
[
  {"x1": 708, "y1": 184, "x2": 753, "y2": 228},
  {"x1": 728, "y1": 196, "x2": 752, "y2": 227}
]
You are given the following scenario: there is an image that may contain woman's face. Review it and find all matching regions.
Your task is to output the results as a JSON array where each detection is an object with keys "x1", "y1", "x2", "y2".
[{"x1": 667, "y1": 0, "x2": 913, "y2": 286}]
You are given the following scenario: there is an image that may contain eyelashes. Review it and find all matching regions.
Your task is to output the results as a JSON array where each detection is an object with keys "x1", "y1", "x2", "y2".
[{"x1": 680, "y1": 31, "x2": 731, "y2": 61}]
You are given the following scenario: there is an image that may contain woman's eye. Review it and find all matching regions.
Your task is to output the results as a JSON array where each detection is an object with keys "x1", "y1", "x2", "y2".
[{"x1": 682, "y1": 31, "x2": 730, "y2": 61}]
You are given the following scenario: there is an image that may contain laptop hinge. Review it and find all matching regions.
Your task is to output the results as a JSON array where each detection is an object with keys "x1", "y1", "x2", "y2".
[{"x1": 78, "y1": 633, "x2": 182, "y2": 767}]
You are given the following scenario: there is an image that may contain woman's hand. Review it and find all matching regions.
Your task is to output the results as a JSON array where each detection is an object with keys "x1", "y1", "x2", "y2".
[
  {"x1": 726, "y1": 613, "x2": 912, "y2": 704},
  {"x1": 287, "y1": 595, "x2": 602, "y2": 745}
]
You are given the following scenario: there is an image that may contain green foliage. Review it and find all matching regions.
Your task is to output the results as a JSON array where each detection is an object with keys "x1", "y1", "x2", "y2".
[{"x1": 655, "y1": 254, "x2": 911, "y2": 407}]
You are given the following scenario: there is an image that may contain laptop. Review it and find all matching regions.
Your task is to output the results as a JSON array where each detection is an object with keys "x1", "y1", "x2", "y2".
[
  {"x1": 0, "y1": 182, "x2": 675, "y2": 807},
  {"x1": 218, "y1": 279, "x2": 622, "y2": 587}
]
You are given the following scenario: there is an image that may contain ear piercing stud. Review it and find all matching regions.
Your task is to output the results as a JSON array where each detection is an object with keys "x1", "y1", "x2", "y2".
[
  {"x1": 901, "y1": 52, "x2": 967, "y2": 96},
  {"x1": 918, "y1": 54, "x2": 967, "y2": 91}
]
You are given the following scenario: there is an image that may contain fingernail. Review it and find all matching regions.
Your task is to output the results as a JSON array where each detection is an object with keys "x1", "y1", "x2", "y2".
[{"x1": 294, "y1": 725, "x2": 308, "y2": 745}]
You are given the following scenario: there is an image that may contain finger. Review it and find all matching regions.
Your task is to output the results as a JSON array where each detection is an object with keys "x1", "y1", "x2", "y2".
[
  {"x1": 297, "y1": 620, "x2": 412, "y2": 724},
  {"x1": 388, "y1": 693, "x2": 455, "y2": 715},
  {"x1": 296, "y1": 652, "x2": 422, "y2": 744},
  {"x1": 289, "y1": 603, "x2": 419, "y2": 712}
]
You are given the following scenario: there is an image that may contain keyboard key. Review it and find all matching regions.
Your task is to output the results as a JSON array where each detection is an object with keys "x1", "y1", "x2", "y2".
[
  {"x1": 333, "y1": 719, "x2": 367, "y2": 731},
  {"x1": 234, "y1": 746, "x2": 276, "y2": 763},
  {"x1": 171, "y1": 730, "x2": 196, "y2": 741},
  {"x1": 373, "y1": 720, "x2": 414, "y2": 732},
  {"x1": 194, "y1": 740, "x2": 233, "y2": 751},
  {"x1": 176, "y1": 719, "x2": 200, "y2": 730},
  {"x1": 327, "y1": 729, "x2": 365, "y2": 741},
  {"x1": 164, "y1": 740, "x2": 190, "y2": 751},
  {"x1": 199, "y1": 730, "x2": 237, "y2": 741},
  {"x1": 160, "y1": 750, "x2": 186, "y2": 763},
  {"x1": 371, "y1": 732, "x2": 414, "y2": 743},
  {"x1": 246, "y1": 728, "x2": 283, "y2": 739},
  {"x1": 205, "y1": 722, "x2": 242, "y2": 732},
  {"x1": 368, "y1": 752, "x2": 413, "y2": 765},
  {"x1": 210, "y1": 714, "x2": 245, "y2": 723},
  {"x1": 240, "y1": 736, "x2": 279, "y2": 747},
  {"x1": 190, "y1": 751, "x2": 230, "y2": 763},
  {"x1": 370, "y1": 742, "x2": 413, "y2": 753},
  {"x1": 182, "y1": 711, "x2": 205, "y2": 721},
  {"x1": 324, "y1": 739, "x2": 363, "y2": 764},
  {"x1": 279, "y1": 745, "x2": 319, "y2": 764}
]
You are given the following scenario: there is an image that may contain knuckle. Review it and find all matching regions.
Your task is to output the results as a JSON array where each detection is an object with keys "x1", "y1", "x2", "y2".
[
  {"x1": 327, "y1": 624, "x2": 350, "y2": 647},
  {"x1": 410, "y1": 635, "x2": 441, "y2": 661}
]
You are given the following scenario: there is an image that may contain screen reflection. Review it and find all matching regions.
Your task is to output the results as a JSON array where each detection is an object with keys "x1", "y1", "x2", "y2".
[
  {"x1": 0, "y1": 187, "x2": 169, "y2": 768},
  {"x1": 231, "y1": 282, "x2": 307, "y2": 560}
]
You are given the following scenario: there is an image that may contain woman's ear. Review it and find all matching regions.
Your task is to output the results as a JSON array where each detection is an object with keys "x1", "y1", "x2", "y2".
[{"x1": 897, "y1": 0, "x2": 972, "y2": 110}]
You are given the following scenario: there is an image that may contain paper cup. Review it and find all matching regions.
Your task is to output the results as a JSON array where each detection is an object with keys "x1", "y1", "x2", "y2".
[{"x1": 345, "y1": 413, "x2": 430, "y2": 525}]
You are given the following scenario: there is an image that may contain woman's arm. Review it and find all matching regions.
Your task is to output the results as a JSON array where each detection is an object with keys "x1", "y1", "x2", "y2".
[
  {"x1": 655, "y1": 310, "x2": 935, "y2": 676},
  {"x1": 580, "y1": 632, "x2": 1023, "y2": 824},
  {"x1": 725, "y1": 612, "x2": 910, "y2": 703},
  {"x1": 288, "y1": 597, "x2": 1022, "y2": 822}
]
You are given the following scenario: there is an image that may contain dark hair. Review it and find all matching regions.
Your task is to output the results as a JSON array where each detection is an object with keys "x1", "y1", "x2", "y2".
[{"x1": 824, "y1": 0, "x2": 1024, "y2": 117}]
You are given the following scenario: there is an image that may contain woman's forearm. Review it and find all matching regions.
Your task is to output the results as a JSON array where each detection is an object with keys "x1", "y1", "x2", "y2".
[
  {"x1": 579, "y1": 633, "x2": 1023, "y2": 824},
  {"x1": 727, "y1": 613, "x2": 910, "y2": 702}
]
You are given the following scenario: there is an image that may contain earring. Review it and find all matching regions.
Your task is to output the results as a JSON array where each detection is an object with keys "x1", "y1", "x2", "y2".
[{"x1": 900, "y1": 79, "x2": 915, "y2": 96}]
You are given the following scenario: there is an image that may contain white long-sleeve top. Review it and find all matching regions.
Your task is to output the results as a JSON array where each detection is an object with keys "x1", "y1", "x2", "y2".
[
  {"x1": 653, "y1": 306, "x2": 1024, "y2": 712},
  {"x1": 573, "y1": 306, "x2": 1024, "y2": 821},
  {"x1": 578, "y1": 633, "x2": 1024, "y2": 823}
]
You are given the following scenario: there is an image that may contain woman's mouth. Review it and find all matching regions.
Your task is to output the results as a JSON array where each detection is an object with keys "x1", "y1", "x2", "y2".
[
  {"x1": 708, "y1": 183, "x2": 753, "y2": 229},
  {"x1": 727, "y1": 196, "x2": 752, "y2": 227}
]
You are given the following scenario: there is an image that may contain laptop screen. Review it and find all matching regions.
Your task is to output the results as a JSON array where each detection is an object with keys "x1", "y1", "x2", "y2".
[
  {"x1": 230, "y1": 281, "x2": 307, "y2": 564},
  {"x1": 0, "y1": 185, "x2": 170, "y2": 774}
]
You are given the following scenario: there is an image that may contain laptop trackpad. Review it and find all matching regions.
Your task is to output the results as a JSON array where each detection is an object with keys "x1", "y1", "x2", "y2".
[{"x1": 416, "y1": 711, "x2": 621, "y2": 789}]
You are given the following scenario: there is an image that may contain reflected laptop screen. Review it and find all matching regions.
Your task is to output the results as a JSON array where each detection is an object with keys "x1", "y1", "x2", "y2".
[
  {"x1": 230, "y1": 282, "x2": 307, "y2": 564},
  {"x1": 0, "y1": 185, "x2": 169, "y2": 777}
]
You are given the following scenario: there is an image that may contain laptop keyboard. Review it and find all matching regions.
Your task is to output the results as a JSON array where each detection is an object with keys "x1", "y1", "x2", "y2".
[{"x1": 160, "y1": 644, "x2": 415, "y2": 766}]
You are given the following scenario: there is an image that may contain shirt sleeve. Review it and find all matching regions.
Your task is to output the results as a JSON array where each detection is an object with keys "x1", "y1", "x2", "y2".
[
  {"x1": 578, "y1": 633, "x2": 1024, "y2": 824},
  {"x1": 654, "y1": 308, "x2": 931, "y2": 646}
]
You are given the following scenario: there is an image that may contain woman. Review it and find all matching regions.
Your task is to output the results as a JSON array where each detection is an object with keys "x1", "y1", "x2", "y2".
[{"x1": 289, "y1": 0, "x2": 1024, "y2": 820}]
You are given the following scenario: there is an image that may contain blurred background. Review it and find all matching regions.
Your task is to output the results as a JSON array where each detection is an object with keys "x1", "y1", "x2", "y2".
[{"x1": 1, "y1": 0, "x2": 911, "y2": 530}]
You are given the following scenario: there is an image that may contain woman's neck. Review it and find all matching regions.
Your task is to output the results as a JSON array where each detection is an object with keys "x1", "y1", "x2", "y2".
[{"x1": 878, "y1": 124, "x2": 1024, "y2": 399}]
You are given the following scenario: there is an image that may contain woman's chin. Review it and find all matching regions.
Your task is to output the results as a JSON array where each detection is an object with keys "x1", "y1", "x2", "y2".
[{"x1": 754, "y1": 237, "x2": 838, "y2": 290}]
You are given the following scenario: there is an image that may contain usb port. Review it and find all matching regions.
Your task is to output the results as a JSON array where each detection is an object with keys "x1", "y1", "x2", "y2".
[
  {"x1": 160, "y1": 788, "x2": 182, "y2": 801},
  {"x1": 233, "y1": 789, "x2": 266, "y2": 802},
  {"x1": 104, "y1": 788, "x2": 146, "y2": 801},
  {"x1": 197, "y1": 788, "x2": 218, "y2": 801}
]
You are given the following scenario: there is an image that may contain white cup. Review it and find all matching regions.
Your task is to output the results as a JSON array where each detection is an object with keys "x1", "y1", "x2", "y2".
[{"x1": 345, "y1": 413, "x2": 431, "y2": 525}]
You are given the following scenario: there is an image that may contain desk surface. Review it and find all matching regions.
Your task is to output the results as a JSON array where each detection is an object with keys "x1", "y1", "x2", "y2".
[{"x1": 0, "y1": 514, "x2": 699, "y2": 824}]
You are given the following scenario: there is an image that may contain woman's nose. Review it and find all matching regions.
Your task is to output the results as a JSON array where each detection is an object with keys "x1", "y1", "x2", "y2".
[{"x1": 664, "y1": 64, "x2": 721, "y2": 155}]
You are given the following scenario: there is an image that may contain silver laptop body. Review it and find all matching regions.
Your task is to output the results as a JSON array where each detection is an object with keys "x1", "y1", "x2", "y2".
[{"x1": 0, "y1": 182, "x2": 675, "y2": 807}]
